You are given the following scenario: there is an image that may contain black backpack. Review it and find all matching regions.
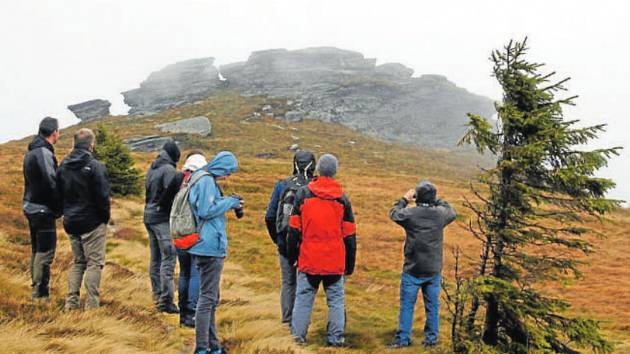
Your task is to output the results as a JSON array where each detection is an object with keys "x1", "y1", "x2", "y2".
[{"x1": 275, "y1": 175, "x2": 310, "y2": 235}]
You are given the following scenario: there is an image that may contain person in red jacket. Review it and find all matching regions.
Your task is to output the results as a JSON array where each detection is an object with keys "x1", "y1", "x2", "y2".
[{"x1": 286, "y1": 154, "x2": 357, "y2": 347}]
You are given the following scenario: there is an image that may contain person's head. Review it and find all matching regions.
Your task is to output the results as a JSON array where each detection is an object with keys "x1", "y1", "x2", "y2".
[
  {"x1": 293, "y1": 150, "x2": 316, "y2": 178},
  {"x1": 183, "y1": 152, "x2": 207, "y2": 172},
  {"x1": 38, "y1": 117, "x2": 60, "y2": 144},
  {"x1": 415, "y1": 180, "x2": 437, "y2": 204},
  {"x1": 185, "y1": 149, "x2": 205, "y2": 160},
  {"x1": 316, "y1": 154, "x2": 338, "y2": 178},
  {"x1": 205, "y1": 151, "x2": 238, "y2": 180},
  {"x1": 73, "y1": 128, "x2": 95, "y2": 151},
  {"x1": 162, "y1": 140, "x2": 181, "y2": 163}
]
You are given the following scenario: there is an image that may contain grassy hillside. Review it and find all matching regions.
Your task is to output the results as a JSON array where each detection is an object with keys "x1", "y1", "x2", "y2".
[{"x1": 1, "y1": 93, "x2": 628, "y2": 353}]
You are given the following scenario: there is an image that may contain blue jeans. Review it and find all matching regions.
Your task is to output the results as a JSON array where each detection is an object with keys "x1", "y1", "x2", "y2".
[
  {"x1": 291, "y1": 272, "x2": 345, "y2": 345},
  {"x1": 395, "y1": 272, "x2": 441, "y2": 345},
  {"x1": 178, "y1": 249, "x2": 200, "y2": 321}
]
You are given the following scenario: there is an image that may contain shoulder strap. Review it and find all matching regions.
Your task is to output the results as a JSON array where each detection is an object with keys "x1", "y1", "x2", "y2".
[{"x1": 187, "y1": 171, "x2": 210, "y2": 188}]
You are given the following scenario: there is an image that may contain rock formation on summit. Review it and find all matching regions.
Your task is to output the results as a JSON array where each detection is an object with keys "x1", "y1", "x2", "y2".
[
  {"x1": 122, "y1": 58, "x2": 223, "y2": 116},
  {"x1": 122, "y1": 47, "x2": 496, "y2": 149},
  {"x1": 67, "y1": 99, "x2": 111, "y2": 122}
]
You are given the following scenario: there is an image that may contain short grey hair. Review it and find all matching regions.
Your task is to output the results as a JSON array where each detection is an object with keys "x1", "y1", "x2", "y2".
[{"x1": 73, "y1": 128, "x2": 95, "y2": 149}]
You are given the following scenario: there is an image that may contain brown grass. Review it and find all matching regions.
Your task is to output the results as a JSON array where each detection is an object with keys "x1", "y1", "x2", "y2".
[{"x1": 0, "y1": 92, "x2": 628, "y2": 353}]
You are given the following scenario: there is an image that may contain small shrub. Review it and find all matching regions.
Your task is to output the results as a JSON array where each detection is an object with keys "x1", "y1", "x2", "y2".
[{"x1": 93, "y1": 125, "x2": 142, "y2": 196}]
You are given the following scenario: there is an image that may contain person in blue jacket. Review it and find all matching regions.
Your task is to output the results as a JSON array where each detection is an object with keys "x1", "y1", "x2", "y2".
[{"x1": 188, "y1": 151, "x2": 242, "y2": 354}]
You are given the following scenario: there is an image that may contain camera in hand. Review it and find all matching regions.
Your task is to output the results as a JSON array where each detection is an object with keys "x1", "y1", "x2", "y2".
[{"x1": 231, "y1": 194, "x2": 244, "y2": 219}]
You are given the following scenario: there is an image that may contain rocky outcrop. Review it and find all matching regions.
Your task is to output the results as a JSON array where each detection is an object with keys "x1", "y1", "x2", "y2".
[
  {"x1": 67, "y1": 99, "x2": 111, "y2": 121},
  {"x1": 124, "y1": 136, "x2": 180, "y2": 152},
  {"x1": 122, "y1": 58, "x2": 223, "y2": 116},
  {"x1": 156, "y1": 116, "x2": 211, "y2": 137},
  {"x1": 123, "y1": 47, "x2": 496, "y2": 149}
]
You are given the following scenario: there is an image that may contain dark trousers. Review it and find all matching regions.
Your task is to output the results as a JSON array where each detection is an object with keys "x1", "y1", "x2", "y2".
[
  {"x1": 26, "y1": 213, "x2": 57, "y2": 298},
  {"x1": 193, "y1": 255, "x2": 225, "y2": 352},
  {"x1": 145, "y1": 222, "x2": 177, "y2": 307}
]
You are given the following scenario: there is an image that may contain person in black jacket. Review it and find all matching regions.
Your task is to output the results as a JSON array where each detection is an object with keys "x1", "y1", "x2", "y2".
[
  {"x1": 56, "y1": 128, "x2": 111, "y2": 310},
  {"x1": 264, "y1": 150, "x2": 316, "y2": 324},
  {"x1": 388, "y1": 181, "x2": 456, "y2": 348},
  {"x1": 22, "y1": 117, "x2": 61, "y2": 300},
  {"x1": 144, "y1": 140, "x2": 181, "y2": 313}
]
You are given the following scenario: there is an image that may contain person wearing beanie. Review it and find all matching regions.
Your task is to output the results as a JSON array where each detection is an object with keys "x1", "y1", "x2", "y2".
[
  {"x1": 56, "y1": 128, "x2": 110, "y2": 309},
  {"x1": 388, "y1": 180, "x2": 456, "y2": 348},
  {"x1": 265, "y1": 150, "x2": 316, "y2": 325},
  {"x1": 143, "y1": 139, "x2": 181, "y2": 313},
  {"x1": 22, "y1": 117, "x2": 61, "y2": 301},
  {"x1": 174, "y1": 150, "x2": 208, "y2": 328},
  {"x1": 286, "y1": 153, "x2": 357, "y2": 347}
]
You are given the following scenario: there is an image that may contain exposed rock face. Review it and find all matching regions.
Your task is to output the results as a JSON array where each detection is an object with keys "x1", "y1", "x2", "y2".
[
  {"x1": 123, "y1": 47, "x2": 496, "y2": 148},
  {"x1": 67, "y1": 99, "x2": 111, "y2": 121},
  {"x1": 156, "y1": 116, "x2": 211, "y2": 137},
  {"x1": 122, "y1": 58, "x2": 222, "y2": 116},
  {"x1": 124, "y1": 136, "x2": 180, "y2": 152}
]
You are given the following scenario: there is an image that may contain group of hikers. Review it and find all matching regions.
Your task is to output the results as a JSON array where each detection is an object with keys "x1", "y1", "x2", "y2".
[{"x1": 22, "y1": 117, "x2": 456, "y2": 354}]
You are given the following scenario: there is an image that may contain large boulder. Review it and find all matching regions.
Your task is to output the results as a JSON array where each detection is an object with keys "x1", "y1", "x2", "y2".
[
  {"x1": 122, "y1": 58, "x2": 222, "y2": 115},
  {"x1": 67, "y1": 99, "x2": 111, "y2": 122},
  {"x1": 156, "y1": 116, "x2": 211, "y2": 137}
]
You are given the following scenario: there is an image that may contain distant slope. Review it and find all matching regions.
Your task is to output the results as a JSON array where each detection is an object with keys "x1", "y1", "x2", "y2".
[
  {"x1": 1, "y1": 93, "x2": 628, "y2": 353},
  {"x1": 122, "y1": 47, "x2": 495, "y2": 149}
]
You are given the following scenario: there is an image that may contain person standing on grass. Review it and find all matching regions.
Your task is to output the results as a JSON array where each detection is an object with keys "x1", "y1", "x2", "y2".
[
  {"x1": 265, "y1": 150, "x2": 316, "y2": 325},
  {"x1": 188, "y1": 151, "x2": 242, "y2": 354},
  {"x1": 22, "y1": 117, "x2": 61, "y2": 301},
  {"x1": 388, "y1": 181, "x2": 456, "y2": 349},
  {"x1": 144, "y1": 140, "x2": 181, "y2": 313},
  {"x1": 56, "y1": 128, "x2": 110, "y2": 310},
  {"x1": 286, "y1": 154, "x2": 357, "y2": 347},
  {"x1": 172, "y1": 150, "x2": 207, "y2": 328}
]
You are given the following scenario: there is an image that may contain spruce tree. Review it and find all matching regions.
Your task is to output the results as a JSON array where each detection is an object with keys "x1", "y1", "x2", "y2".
[
  {"x1": 93, "y1": 125, "x2": 142, "y2": 196},
  {"x1": 459, "y1": 38, "x2": 621, "y2": 353}
]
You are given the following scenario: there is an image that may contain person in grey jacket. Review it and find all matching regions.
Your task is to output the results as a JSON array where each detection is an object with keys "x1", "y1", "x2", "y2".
[
  {"x1": 388, "y1": 181, "x2": 456, "y2": 349},
  {"x1": 22, "y1": 117, "x2": 61, "y2": 301},
  {"x1": 144, "y1": 140, "x2": 181, "y2": 313}
]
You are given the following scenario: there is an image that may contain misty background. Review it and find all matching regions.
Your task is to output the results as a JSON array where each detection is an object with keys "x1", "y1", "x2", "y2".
[{"x1": 1, "y1": 0, "x2": 628, "y2": 202}]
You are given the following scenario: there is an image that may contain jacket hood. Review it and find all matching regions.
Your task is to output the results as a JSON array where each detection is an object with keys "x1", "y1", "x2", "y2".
[
  {"x1": 204, "y1": 151, "x2": 238, "y2": 177},
  {"x1": 415, "y1": 180, "x2": 437, "y2": 204},
  {"x1": 308, "y1": 176, "x2": 343, "y2": 200},
  {"x1": 293, "y1": 150, "x2": 316, "y2": 177},
  {"x1": 151, "y1": 150, "x2": 176, "y2": 170},
  {"x1": 64, "y1": 148, "x2": 93, "y2": 170},
  {"x1": 28, "y1": 135, "x2": 54, "y2": 153}
]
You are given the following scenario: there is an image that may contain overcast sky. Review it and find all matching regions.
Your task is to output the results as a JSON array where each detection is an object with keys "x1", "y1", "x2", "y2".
[{"x1": 1, "y1": 0, "x2": 628, "y2": 201}]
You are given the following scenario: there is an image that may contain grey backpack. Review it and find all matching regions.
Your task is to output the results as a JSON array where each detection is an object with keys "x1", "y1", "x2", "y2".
[{"x1": 170, "y1": 171, "x2": 210, "y2": 242}]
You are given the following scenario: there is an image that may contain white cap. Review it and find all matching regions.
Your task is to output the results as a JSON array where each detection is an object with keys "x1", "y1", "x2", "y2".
[{"x1": 183, "y1": 154, "x2": 207, "y2": 172}]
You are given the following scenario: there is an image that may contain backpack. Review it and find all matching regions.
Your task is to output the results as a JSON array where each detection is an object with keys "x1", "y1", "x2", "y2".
[
  {"x1": 276, "y1": 175, "x2": 310, "y2": 235},
  {"x1": 170, "y1": 171, "x2": 210, "y2": 250}
]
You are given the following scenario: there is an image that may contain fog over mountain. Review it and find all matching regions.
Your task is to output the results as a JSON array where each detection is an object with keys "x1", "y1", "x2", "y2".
[{"x1": 0, "y1": 0, "x2": 628, "y2": 201}]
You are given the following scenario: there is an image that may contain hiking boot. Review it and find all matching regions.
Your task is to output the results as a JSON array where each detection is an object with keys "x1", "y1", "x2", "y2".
[
  {"x1": 180, "y1": 317, "x2": 195, "y2": 328},
  {"x1": 326, "y1": 341, "x2": 345, "y2": 347},
  {"x1": 158, "y1": 303, "x2": 179, "y2": 314},
  {"x1": 387, "y1": 341, "x2": 411, "y2": 349},
  {"x1": 293, "y1": 336, "x2": 307, "y2": 346},
  {"x1": 422, "y1": 340, "x2": 438, "y2": 348}
]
